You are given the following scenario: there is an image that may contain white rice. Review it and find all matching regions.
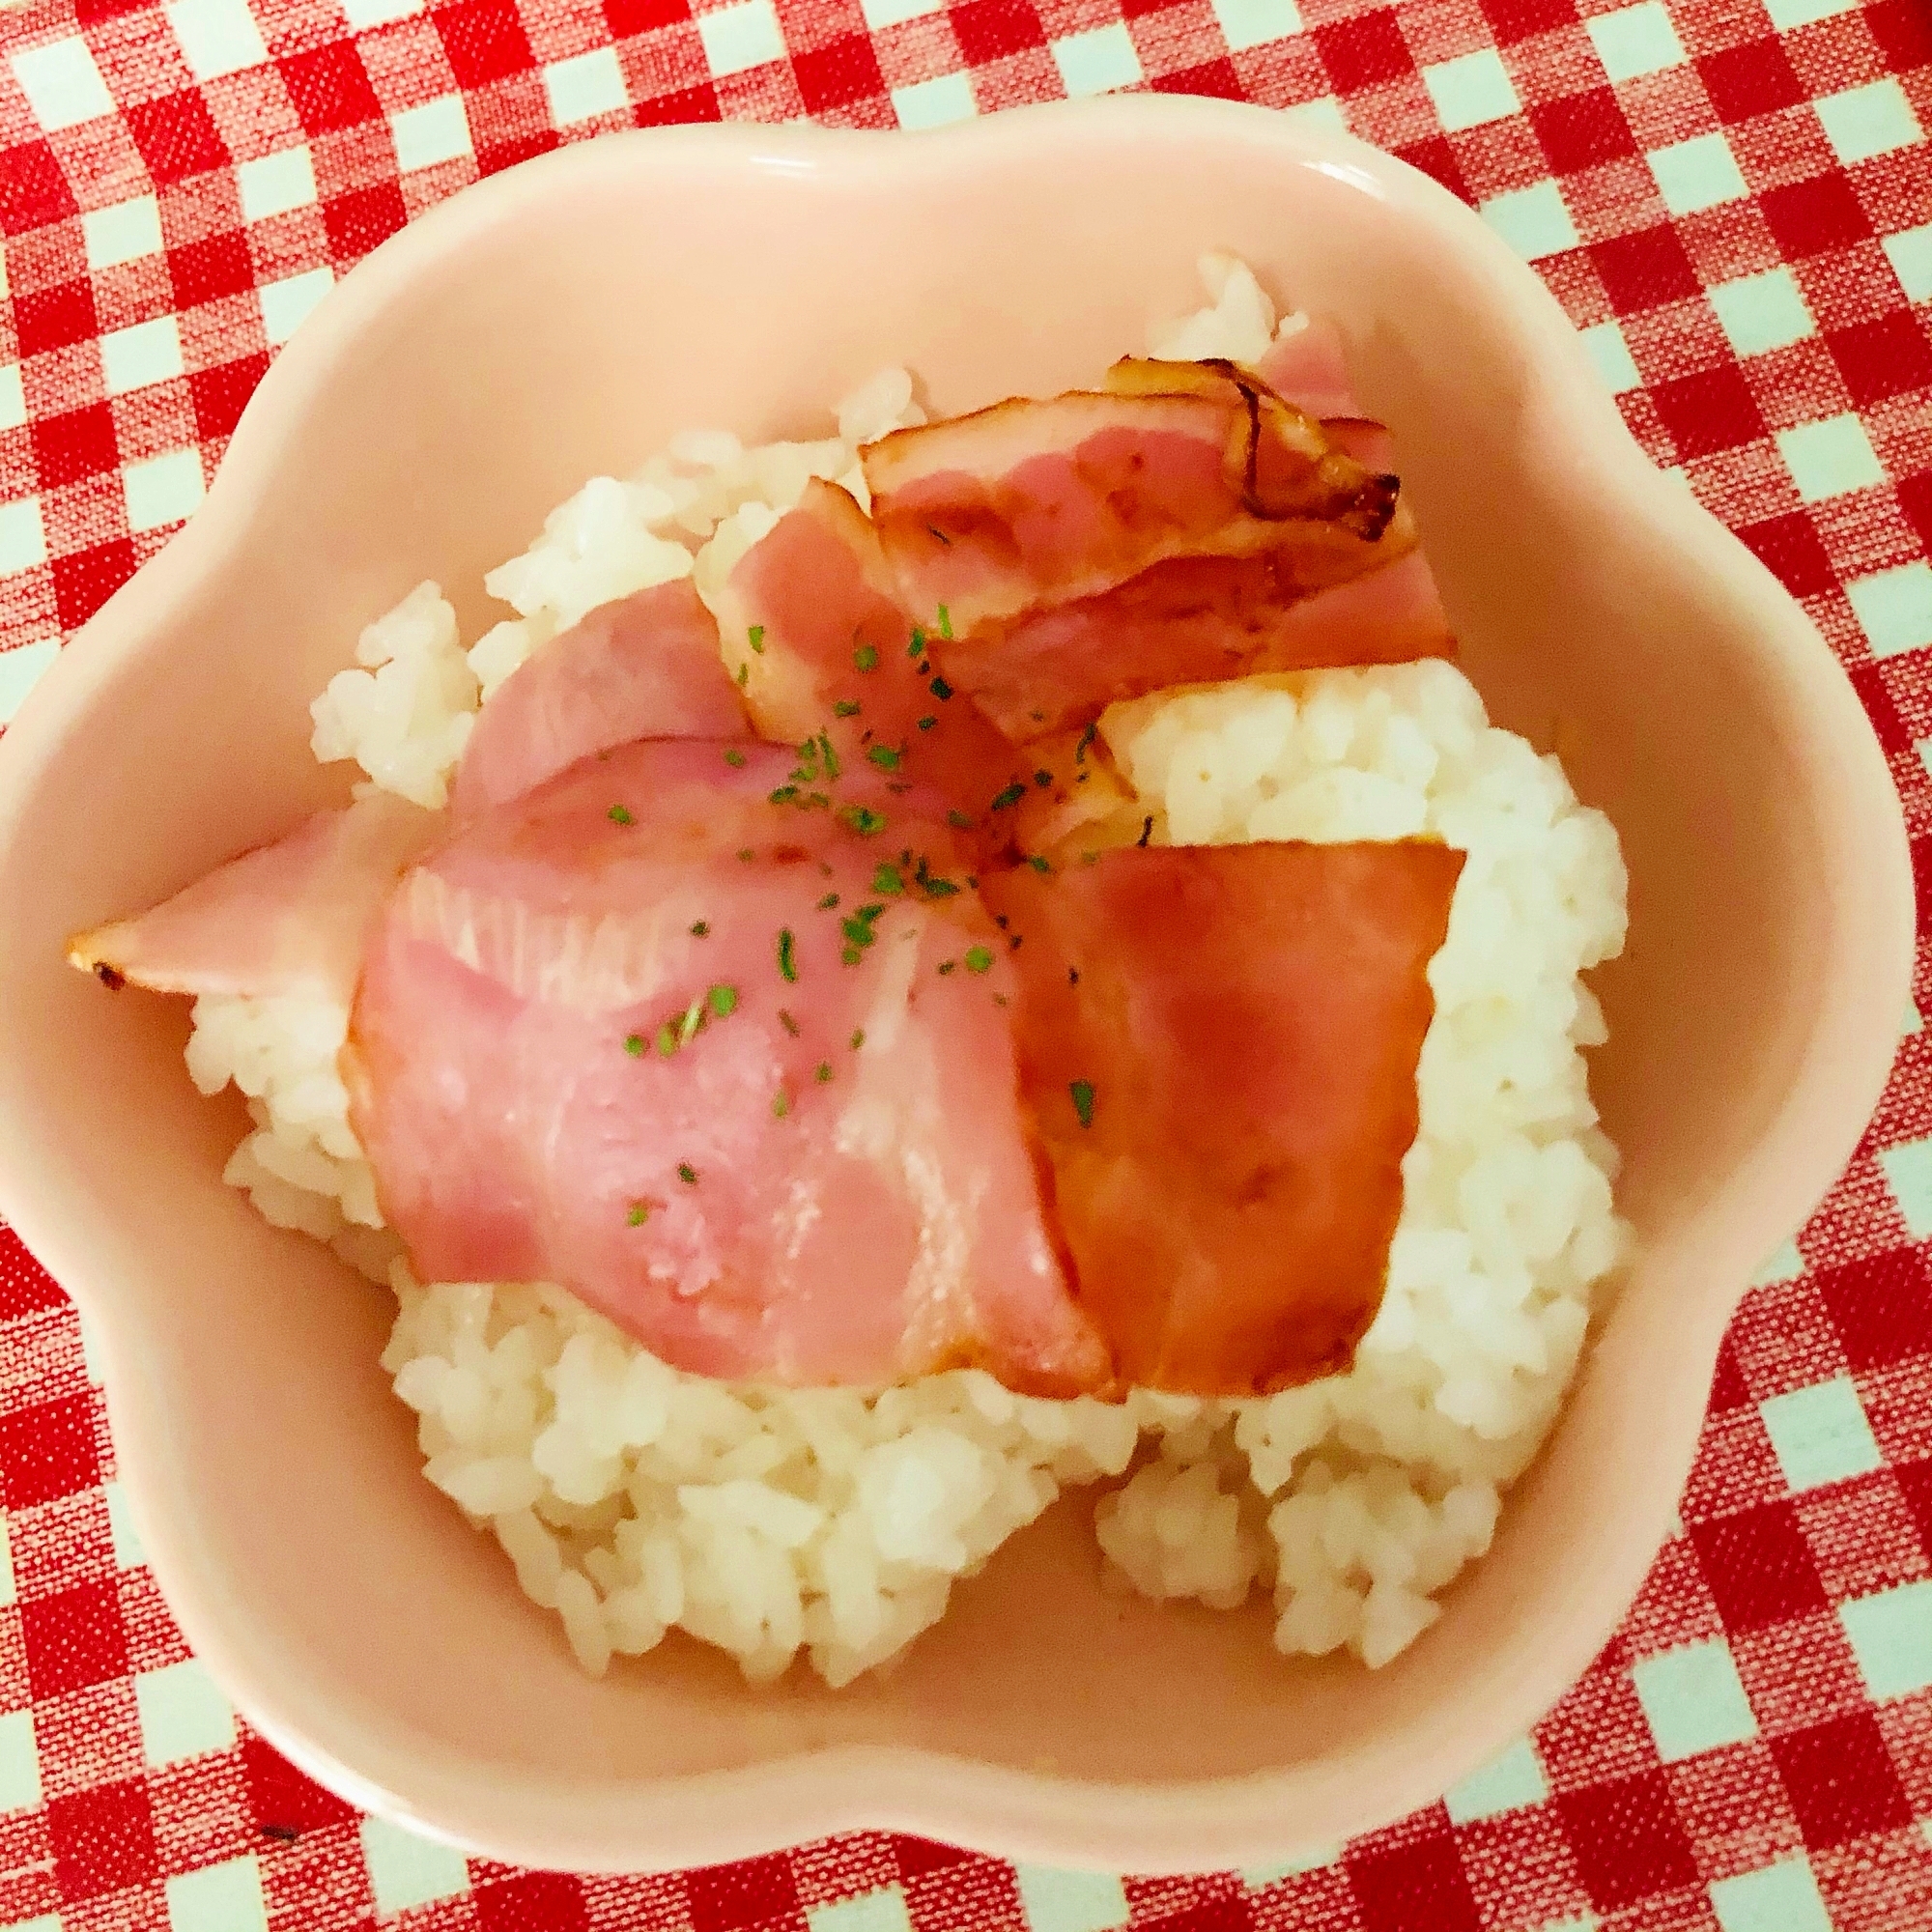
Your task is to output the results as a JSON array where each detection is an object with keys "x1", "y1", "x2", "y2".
[{"x1": 193, "y1": 259, "x2": 1629, "y2": 1685}]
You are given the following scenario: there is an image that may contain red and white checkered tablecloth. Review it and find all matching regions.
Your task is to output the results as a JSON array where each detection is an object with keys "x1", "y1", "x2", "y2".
[{"x1": 2, "y1": 0, "x2": 1931, "y2": 1922}]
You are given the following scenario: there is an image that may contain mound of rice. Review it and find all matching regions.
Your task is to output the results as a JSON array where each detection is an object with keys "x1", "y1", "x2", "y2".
[{"x1": 187, "y1": 259, "x2": 1629, "y2": 1685}]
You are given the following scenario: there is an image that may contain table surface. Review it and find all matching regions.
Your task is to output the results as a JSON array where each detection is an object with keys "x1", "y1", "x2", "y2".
[{"x1": 1, "y1": 0, "x2": 1930, "y2": 1926}]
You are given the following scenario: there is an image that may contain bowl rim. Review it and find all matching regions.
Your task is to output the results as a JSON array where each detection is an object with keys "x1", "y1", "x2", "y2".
[{"x1": 0, "y1": 93, "x2": 1914, "y2": 1876}]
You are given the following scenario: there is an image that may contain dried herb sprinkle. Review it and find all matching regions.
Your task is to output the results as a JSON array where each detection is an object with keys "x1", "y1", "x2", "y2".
[
  {"x1": 963, "y1": 947, "x2": 993, "y2": 975},
  {"x1": 608, "y1": 804, "x2": 636, "y2": 825},
  {"x1": 1070, "y1": 1080, "x2": 1095, "y2": 1128},
  {"x1": 778, "y1": 928, "x2": 798, "y2": 981}
]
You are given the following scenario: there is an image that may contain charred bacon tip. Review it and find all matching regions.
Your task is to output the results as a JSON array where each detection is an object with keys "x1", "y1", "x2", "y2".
[{"x1": 1345, "y1": 471, "x2": 1402, "y2": 544}]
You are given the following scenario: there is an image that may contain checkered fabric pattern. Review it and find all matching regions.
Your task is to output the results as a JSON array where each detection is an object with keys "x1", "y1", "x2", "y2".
[{"x1": 1, "y1": 0, "x2": 1930, "y2": 1922}]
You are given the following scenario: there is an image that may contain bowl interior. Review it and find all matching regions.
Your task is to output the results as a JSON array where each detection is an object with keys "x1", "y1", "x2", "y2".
[{"x1": 0, "y1": 108, "x2": 1906, "y2": 1869}]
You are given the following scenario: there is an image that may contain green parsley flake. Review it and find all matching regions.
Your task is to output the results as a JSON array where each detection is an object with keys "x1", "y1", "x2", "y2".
[
  {"x1": 748, "y1": 624, "x2": 766, "y2": 655},
  {"x1": 656, "y1": 1023, "x2": 678, "y2": 1058},
  {"x1": 834, "y1": 698, "x2": 861, "y2": 719},
  {"x1": 841, "y1": 946, "x2": 862, "y2": 965},
  {"x1": 815, "y1": 1062, "x2": 833, "y2": 1083},
  {"x1": 609, "y1": 804, "x2": 636, "y2": 825},
  {"x1": 1034, "y1": 769, "x2": 1053, "y2": 788},
  {"x1": 937, "y1": 604, "x2": 952, "y2": 639},
  {"x1": 946, "y1": 810, "x2": 974, "y2": 831},
  {"x1": 628, "y1": 1203, "x2": 650, "y2": 1226},
  {"x1": 907, "y1": 626, "x2": 926, "y2": 661},
  {"x1": 963, "y1": 947, "x2": 994, "y2": 975},
  {"x1": 1028, "y1": 855, "x2": 1051, "y2": 873},
  {"x1": 1070, "y1": 1079, "x2": 1095, "y2": 1129},
  {"x1": 691, "y1": 921, "x2": 710, "y2": 937},
  {"x1": 724, "y1": 749, "x2": 747, "y2": 768},
  {"x1": 853, "y1": 643, "x2": 880, "y2": 671},
  {"x1": 679, "y1": 997, "x2": 706, "y2": 1045},
  {"x1": 778, "y1": 928, "x2": 798, "y2": 982},
  {"x1": 623, "y1": 1033, "x2": 645, "y2": 1057},
  {"x1": 707, "y1": 983, "x2": 738, "y2": 1018},
  {"x1": 867, "y1": 745, "x2": 902, "y2": 772},
  {"x1": 989, "y1": 783, "x2": 1025, "y2": 811},
  {"x1": 737, "y1": 663, "x2": 749, "y2": 687},
  {"x1": 839, "y1": 805, "x2": 886, "y2": 837},
  {"x1": 872, "y1": 863, "x2": 904, "y2": 895},
  {"x1": 930, "y1": 676, "x2": 953, "y2": 700},
  {"x1": 819, "y1": 732, "x2": 841, "y2": 780},
  {"x1": 917, "y1": 716, "x2": 936, "y2": 731},
  {"x1": 737, "y1": 847, "x2": 755, "y2": 862},
  {"x1": 677, "y1": 1163, "x2": 697, "y2": 1185},
  {"x1": 850, "y1": 1029, "x2": 866, "y2": 1051},
  {"x1": 840, "y1": 906, "x2": 884, "y2": 953},
  {"x1": 772, "y1": 1090, "x2": 791, "y2": 1119},
  {"x1": 770, "y1": 785, "x2": 799, "y2": 806}
]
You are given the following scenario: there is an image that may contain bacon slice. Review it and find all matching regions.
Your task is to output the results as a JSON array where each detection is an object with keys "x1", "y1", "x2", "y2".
[
  {"x1": 452, "y1": 580, "x2": 743, "y2": 818},
  {"x1": 349, "y1": 739, "x2": 1113, "y2": 1394},
  {"x1": 68, "y1": 792, "x2": 440, "y2": 1005},
  {"x1": 705, "y1": 478, "x2": 1029, "y2": 832},
  {"x1": 1009, "y1": 724, "x2": 1147, "y2": 861},
  {"x1": 861, "y1": 364, "x2": 1423, "y2": 740},
  {"x1": 1254, "y1": 320, "x2": 1357, "y2": 419},
  {"x1": 979, "y1": 840, "x2": 1463, "y2": 1396},
  {"x1": 864, "y1": 372, "x2": 1405, "y2": 636}
]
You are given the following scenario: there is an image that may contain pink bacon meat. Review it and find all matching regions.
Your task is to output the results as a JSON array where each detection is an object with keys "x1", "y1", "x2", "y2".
[
  {"x1": 860, "y1": 359, "x2": 1435, "y2": 740},
  {"x1": 349, "y1": 739, "x2": 1114, "y2": 1393},
  {"x1": 453, "y1": 579, "x2": 744, "y2": 818}
]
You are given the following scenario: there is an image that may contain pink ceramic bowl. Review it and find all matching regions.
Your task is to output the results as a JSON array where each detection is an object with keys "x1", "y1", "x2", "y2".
[{"x1": 0, "y1": 98, "x2": 1913, "y2": 1874}]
